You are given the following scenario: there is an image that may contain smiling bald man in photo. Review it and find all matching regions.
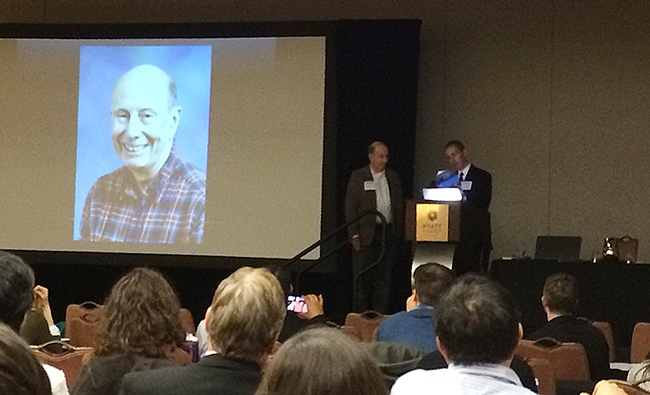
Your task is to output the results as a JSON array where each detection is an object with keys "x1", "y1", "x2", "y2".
[{"x1": 81, "y1": 64, "x2": 206, "y2": 244}]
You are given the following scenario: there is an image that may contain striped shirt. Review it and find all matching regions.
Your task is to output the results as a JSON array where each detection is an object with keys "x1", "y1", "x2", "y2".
[
  {"x1": 81, "y1": 146, "x2": 206, "y2": 244},
  {"x1": 391, "y1": 363, "x2": 536, "y2": 395}
]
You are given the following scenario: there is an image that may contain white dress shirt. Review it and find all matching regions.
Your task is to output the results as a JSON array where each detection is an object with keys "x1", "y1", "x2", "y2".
[
  {"x1": 458, "y1": 163, "x2": 472, "y2": 182},
  {"x1": 391, "y1": 363, "x2": 535, "y2": 395},
  {"x1": 42, "y1": 363, "x2": 70, "y2": 395},
  {"x1": 371, "y1": 169, "x2": 392, "y2": 224}
]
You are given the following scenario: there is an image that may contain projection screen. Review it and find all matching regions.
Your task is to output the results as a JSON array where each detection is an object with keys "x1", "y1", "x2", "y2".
[{"x1": 0, "y1": 36, "x2": 326, "y2": 259}]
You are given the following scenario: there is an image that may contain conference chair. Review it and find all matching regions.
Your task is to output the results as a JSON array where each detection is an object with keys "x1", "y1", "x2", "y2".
[
  {"x1": 516, "y1": 339, "x2": 591, "y2": 382},
  {"x1": 592, "y1": 321, "x2": 617, "y2": 362},
  {"x1": 338, "y1": 325, "x2": 362, "y2": 341},
  {"x1": 64, "y1": 302, "x2": 105, "y2": 347},
  {"x1": 526, "y1": 358, "x2": 556, "y2": 395},
  {"x1": 631, "y1": 323, "x2": 650, "y2": 363},
  {"x1": 344, "y1": 311, "x2": 390, "y2": 342},
  {"x1": 31, "y1": 341, "x2": 93, "y2": 388},
  {"x1": 178, "y1": 308, "x2": 195, "y2": 335}
]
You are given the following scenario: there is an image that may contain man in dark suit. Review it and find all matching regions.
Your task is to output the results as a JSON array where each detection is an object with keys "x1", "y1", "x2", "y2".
[
  {"x1": 345, "y1": 141, "x2": 403, "y2": 313},
  {"x1": 527, "y1": 273, "x2": 610, "y2": 382},
  {"x1": 119, "y1": 267, "x2": 286, "y2": 395},
  {"x1": 445, "y1": 140, "x2": 492, "y2": 275}
]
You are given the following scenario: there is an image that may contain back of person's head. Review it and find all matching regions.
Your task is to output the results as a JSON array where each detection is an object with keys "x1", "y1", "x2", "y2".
[
  {"x1": 434, "y1": 274, "x2": 521, "y2": 365},
  {"x1": 413, "y1": 262, "x2": 454, "y2": 306},
  {"x1": 0, "y1": 323, "x2": 51, "y2": 395},
  {"x1": 208, "y1": 267, "x2": 286, "y2": 363},
  {"x1": 0, "y1": 252, "x2": 35, "y2": 332},
  {"x1": 542, "y1": 273, "x2": 577, "y2": 315},
  {"x1": 94, "y1": 267, "x2": 185, "y2": 358},
  {"x1": 257, "y1": 327, "x2": 388, "y2": 395}
]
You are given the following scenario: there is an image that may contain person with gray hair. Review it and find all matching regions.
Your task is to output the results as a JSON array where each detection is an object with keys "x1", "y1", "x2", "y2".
[
  {"x1": 120, "y1": 267, "x2": 286, "y2": 395},
  {"x1": 257, "y1": 327, "x2": 389, "y2": 395},
  {"x1": 81, "y1": 64, "x2": 206, "y2": 244},
  {"x1": 345, "y1": 141, "x2": 404, "y2": 313}
]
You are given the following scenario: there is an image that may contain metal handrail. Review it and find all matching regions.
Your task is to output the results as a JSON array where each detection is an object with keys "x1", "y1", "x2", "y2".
[{"x1": 287, "y1": 210, "x2": 387, "y2": 303}]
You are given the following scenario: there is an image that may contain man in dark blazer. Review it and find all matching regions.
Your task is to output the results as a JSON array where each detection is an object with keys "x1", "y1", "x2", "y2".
[
  {"x1": 119, "y1": 267, "x2": 286, "y2": 395},
  {"x1": 345, "y1": 141, "x2": 403, "y2": 313},
  {"x1": 527, "y1": 273, "x2": 610, "y2": 382},
  {"x1": 445, "y1": 140, "x2": 492, "y2": 275}
]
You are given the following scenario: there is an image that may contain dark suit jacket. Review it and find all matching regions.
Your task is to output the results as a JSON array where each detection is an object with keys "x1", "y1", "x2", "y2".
[
  {"x1": 345, "y1": 166, "x2": 404, "y2": 246},
  {"x1": 460, "y1": 164, "x2": 492, "y2": 239},
  {"x1": 72, "y1": 354, "x2": 183, "y2": 395},
  {"x1": 119, "y1": 354, "x2": 261, "y2": 395}
]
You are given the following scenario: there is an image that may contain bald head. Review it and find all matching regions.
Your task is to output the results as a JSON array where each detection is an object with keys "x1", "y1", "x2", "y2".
[
  {"x1": 110, "y1": 64, "x2": 182, "y2": 183},
  {"x1": 368, "y1": 141, "x2": 389, "y2": 172},
  {"x1": 112, "y1": 65, "x2": 178, "y2": 110}
]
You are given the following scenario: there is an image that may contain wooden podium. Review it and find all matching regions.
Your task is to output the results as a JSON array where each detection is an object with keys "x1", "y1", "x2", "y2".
[
  {"x1": 405, "y1": 201, "x2": 460, "y2": 242},
  {"x1": 406, "y1": 188, "x2": 462, "y2": 270}
]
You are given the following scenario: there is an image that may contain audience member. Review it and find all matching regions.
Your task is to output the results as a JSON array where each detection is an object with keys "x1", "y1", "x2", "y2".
[
  {"x1": 0, "y1": 251, "x2": 69, "y2": 395},
  {"x1": 391, "y1": 274, "x2": 535, "y2": 395},
  {"x1": 377, "y1": 262, "x2": 453, "y2": 352},
  {"x1": 20, "y1": 285, "x2": 61, "y2": 345},
  {"x1": 589, "y1": 380, "x2": 629, "y2": 395},
  {"x1": 415, "y1": 349, "x2": 538, "y2": 392},
  {"x1": 257, "y1": 326, "x2": 389, "y2": 395},
  {"x1": 266, "y1": 265, "x2": 328, "y2": 342},
  {"x1": 72, "y1": 267, "x2": 190, "y2": 395},
  {"x1": 194, "y1": 308, "x2": 211, "y2": 358},
  {"x1": 627, "y1": 352, "x2": 650, "y2": 391},
  {"x1": 527, "y1": 273, "x2": 610, "y2": 381},
  {"x1": 120, "y1": 267, "x2": 286, "y2": 395},
  {"x1": 0, "y1": 322, "x2": 52, "y2": 395}
]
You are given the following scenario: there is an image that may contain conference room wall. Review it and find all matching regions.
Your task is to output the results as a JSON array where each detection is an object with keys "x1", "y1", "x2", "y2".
[{"x1": 2, "y1": 0, "x2": 650, "y2": 261}]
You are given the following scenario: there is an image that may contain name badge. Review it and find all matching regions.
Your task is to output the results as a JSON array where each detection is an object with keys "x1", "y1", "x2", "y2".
[
  {"x1": 364, "y1": 181, "x2": 376, "y2": 191},
  {"x1": 461, "y1": 181, "x2": 473, "y2": 191}
]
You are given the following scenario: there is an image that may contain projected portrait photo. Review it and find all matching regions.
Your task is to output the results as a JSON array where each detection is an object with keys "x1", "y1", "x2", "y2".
[{"x1": 74, "y1": 45, "x2": 212, "y2": 244}]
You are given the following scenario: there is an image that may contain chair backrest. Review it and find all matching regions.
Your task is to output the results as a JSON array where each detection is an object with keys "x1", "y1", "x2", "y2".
[
  {"x1": 516, "y1": 339, "x2": 590, "y2": 381},
  {"x1": 526, "y1": 358, "x2": 556, "y2": 395},
  {"x1": 64, "y1": 302, "x2": 105, "y2": 347},
  {"x1": 179, "y1": 308, "x2": 195, "y2": 335},
  {"x1": 593, "y1": 321, "x2": 616, "y2": 362},
  {"x1": 617, "y1": 235, "x2": 639, "y2": 263},
  {"x1": 340, "y1": 325, "x2": 363, "y2": 341},
  {"x1": 344, "y1": 311, "x2": 390, "y2": 342},
  {"x1": 31, "y1": 341, "x2": 93, "y2": 388},
  {"x1": 534, "y1": 236, "x2": 582, "y2": 261},
  {"x1": 631, "y1": 323, "x2": 650, "y2": 363}
]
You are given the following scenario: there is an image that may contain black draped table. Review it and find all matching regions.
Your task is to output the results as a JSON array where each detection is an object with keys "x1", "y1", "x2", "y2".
[{"x1": 490, "y1": 259, "x2": 650, "y2": 353}]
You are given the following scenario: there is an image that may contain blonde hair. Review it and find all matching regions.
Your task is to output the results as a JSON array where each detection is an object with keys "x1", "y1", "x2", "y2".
[
  {"x1": 257, "y1": 327, "x2": 389, "y2": 395},
  {"x1": 208, "y1": 267, "x2": 285, "y2": 363}
]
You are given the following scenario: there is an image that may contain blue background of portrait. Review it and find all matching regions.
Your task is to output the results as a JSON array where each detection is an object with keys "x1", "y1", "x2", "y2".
[{"x1": 73, "y1": 45, "x2": 212, "y2": 240}]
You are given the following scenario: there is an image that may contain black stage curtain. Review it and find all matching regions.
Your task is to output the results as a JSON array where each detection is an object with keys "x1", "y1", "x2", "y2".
[{"x1": 331, "y1": 19, "x2": 420, "y2": 315}]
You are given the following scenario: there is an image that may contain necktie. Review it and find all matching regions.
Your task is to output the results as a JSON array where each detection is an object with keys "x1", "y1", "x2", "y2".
[{"x1": 459, "y1": 172, "x2": 464, "y2": 182}]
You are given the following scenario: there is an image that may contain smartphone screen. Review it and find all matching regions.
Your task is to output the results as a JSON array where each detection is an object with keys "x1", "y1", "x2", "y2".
[{"x1": 286, "y1": 295, "x2": 308, "y2": 313}]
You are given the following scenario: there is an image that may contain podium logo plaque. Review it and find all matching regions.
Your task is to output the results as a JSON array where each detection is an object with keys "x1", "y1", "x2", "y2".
[{"x1": 416, "y1": 203, "x2": 449, "y2": 242}]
